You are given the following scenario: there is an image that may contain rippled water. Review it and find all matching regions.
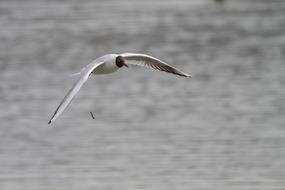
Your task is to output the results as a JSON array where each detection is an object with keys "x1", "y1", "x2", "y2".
[{"x1": 0, "y1": 0, "x2": 284, "y2": 189}]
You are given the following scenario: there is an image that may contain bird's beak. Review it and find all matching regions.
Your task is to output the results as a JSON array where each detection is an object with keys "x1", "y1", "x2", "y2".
[{"x1": 123, "y1": 63, "x2": 128, "y2": 68}]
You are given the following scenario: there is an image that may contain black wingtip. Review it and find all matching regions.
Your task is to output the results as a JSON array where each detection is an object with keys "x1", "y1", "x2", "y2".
[{"x1": 48, "y1": 120, "x2": 51, "y2": 124}]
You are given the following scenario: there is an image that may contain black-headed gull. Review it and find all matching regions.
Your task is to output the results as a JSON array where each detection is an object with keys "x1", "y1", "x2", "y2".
[{"x1": 48, "y1": 53, "x2": 191, "y2": 124}]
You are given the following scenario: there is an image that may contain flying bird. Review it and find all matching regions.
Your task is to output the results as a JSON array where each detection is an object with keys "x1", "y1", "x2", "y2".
[{"x1": 48, "y1": 53, "x2": 191, "y2": 124}]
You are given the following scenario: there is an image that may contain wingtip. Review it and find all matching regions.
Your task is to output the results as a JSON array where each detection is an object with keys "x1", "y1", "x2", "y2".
[
  {"x1": 181, "y1": 73, "x2": 192, "y2": 78},
  {"x1": 48, "y1": 120, "x2": 52, "y2": 124}
]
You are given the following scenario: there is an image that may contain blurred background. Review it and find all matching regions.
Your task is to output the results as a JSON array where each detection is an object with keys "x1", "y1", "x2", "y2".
[{"x1": 0, "y1": 0, "x2": 284, "y2": 189}]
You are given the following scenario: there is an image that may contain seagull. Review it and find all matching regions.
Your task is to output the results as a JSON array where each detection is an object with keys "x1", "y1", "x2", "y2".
[{"x1": 48, "y1": 53, "x2": 191, "y2": 124}]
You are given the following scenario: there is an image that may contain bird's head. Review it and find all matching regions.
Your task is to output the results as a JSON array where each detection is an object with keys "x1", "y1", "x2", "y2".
[{"x1": 115, "y1": 56, "x2": 128, "y2": 68}]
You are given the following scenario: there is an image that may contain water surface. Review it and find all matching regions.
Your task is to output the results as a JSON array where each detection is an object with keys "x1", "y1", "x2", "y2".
[{"x1": 0, "y1": 0, "x2": 284, "y2": 189}]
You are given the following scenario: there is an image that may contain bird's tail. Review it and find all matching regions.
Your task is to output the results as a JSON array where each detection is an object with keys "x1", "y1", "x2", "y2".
[{"x1": 70, "y1": 72, "x2": 81, "y2": 77}]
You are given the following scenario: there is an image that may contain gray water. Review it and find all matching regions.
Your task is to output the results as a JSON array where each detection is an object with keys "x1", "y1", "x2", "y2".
[{"x1": 0, "y1": 0, "x2": 284, "y2": 189}]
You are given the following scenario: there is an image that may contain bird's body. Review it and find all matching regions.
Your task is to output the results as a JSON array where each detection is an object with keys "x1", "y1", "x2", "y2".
[
  {"x1": 48, "y1": 53, "x2": 191, "y2": 124},
  {"x1": 91, "y1": 54, "x2": 119, "y2": 75}
]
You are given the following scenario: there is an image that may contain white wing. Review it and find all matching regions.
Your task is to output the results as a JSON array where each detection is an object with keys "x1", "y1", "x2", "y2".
[
  {"x1": 120, "y1": 53, "x2": 191, "y2": 77},
  {"x1": 48, "y1": 61, "x2": 104, "y2": 124}
]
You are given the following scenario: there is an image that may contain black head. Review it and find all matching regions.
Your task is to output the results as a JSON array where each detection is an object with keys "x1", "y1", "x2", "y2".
[{"x1": 115, "y1": 56, "x2": 128, "y2": 68}]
